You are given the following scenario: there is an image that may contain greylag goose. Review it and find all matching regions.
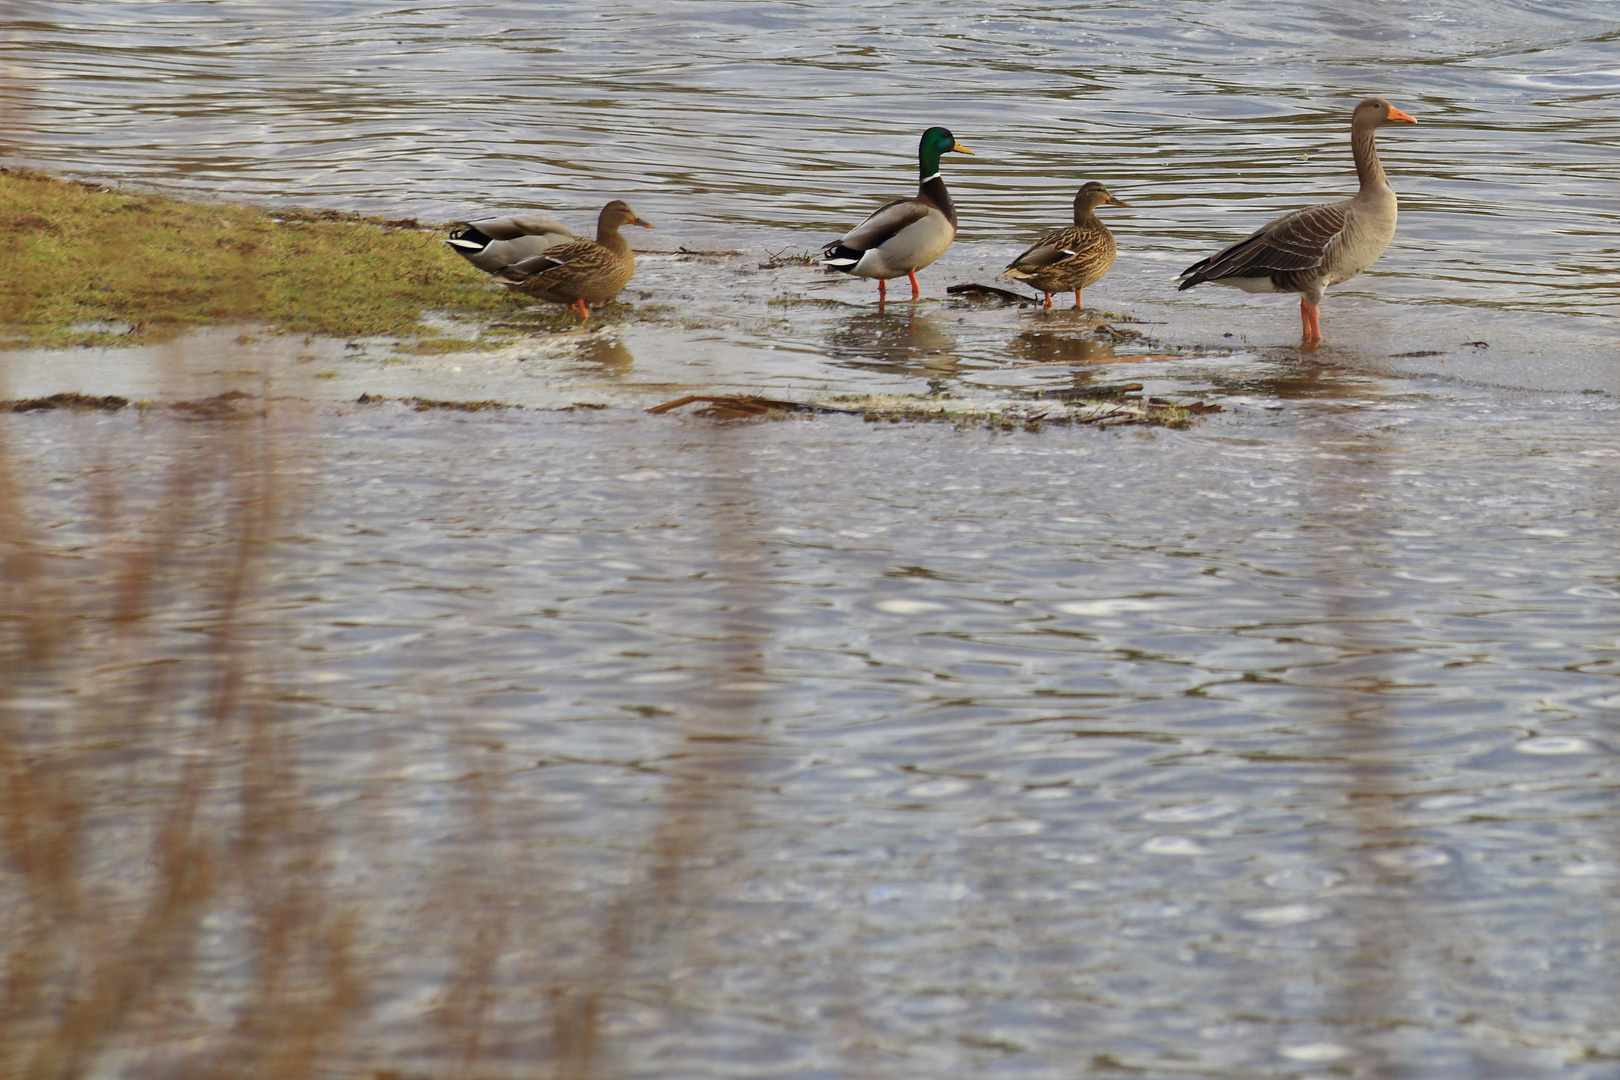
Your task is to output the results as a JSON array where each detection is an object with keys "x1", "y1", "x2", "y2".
[
  {"x1": 445, "y1": 214, "x2": 577, "y2": 273},
  {"x1": 491, "y1": 200, "x2": 652, "y2": 320},
  {"x1": 822, "y1": 127, "x2": 974, "y2": 302},
  {"x1": 1004, "y1": 181, "x2": 1130, "y2": 309},
  {"x1": 1177, "y1": 97, "x2": 1416, "y2": 345}
]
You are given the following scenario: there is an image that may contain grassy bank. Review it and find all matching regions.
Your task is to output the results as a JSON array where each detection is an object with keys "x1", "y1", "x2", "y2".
[{"x1": 0, "y1": 168, "x2": 516, "y2": 346}]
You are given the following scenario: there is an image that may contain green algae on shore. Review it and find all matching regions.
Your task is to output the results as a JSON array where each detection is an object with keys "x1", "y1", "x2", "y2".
[{"x1": 0, "y1": 168, "x2": 518, "y2": 346}]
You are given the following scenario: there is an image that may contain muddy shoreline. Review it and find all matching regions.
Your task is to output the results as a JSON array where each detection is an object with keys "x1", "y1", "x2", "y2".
[{"x1": 2, "y1": 169, "x2": 1232, "y2": 426}]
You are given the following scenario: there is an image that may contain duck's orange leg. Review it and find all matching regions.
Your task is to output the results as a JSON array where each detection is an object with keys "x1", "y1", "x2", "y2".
[
  {"x1": 907, "y1": 271, "x2": 921, "y2": 301},
  {"x1": 1074, "y1": 289, "x2": 1083, "y2": 309},
  {"x1": 1042, "y1": 293, "x2": 1053, "y2": 309}
]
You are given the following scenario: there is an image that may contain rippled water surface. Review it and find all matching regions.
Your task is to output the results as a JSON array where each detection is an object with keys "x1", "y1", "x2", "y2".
[
  {"x1": 10, "y1": 385, "x2": 1620, "y2": 1077},
  {"x1": 13, "y1": 0, "x2": 1620, "y2": 332},
  {"x1": 5, "y1": 2, "x2": 1620, "y2": 1077}
]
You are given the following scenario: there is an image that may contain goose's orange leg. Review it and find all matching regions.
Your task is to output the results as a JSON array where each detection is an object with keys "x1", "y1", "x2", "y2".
[
  {"x1": 1300, "y1": 298, "x2": 1321, "y2": 346},
  {"x1": 907, "y1": 270, "x2": 921, "y2": 301},
  {"x1": 877, "y1": 278, "x2": 887, "y2": 302}
]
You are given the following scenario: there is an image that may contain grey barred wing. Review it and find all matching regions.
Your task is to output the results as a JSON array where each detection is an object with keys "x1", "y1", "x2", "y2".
[{"x1": 1180, "y1": 201, "x2": 1351, "y2": 286}]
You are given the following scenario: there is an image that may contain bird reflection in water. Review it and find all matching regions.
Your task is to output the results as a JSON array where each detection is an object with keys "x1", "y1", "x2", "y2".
[
  {"x1": 822, "y1": 307, "x2": 958, "y2": 378},
  {"x1": 998, "y1": 330, "x2": 1123, "y2": 399},
  {"x1": 1009, "y1": 328, "x2": 1119, "y2": 367},
  {"x1": 1212, "y1": 358, "x2": 1371, "y2": 401},
  {"x1": 572, "y1": 334, "x2": 635, "y2": 374}
]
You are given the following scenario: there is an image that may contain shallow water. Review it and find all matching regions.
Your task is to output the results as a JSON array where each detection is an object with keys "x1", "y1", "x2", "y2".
[
  {"x1": 5, "y1": 2, "x2": 1620, "y2": 1077},
  {"x1": 9, "y1": 385, "x2": 1620, "y2": 1077},
  {"x1": 10, "y1": 1, "x2": 1620, "y2": 393}
]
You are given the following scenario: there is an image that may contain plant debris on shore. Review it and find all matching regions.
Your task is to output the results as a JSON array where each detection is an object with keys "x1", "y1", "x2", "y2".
[
  {"x1": 648, "y1": 391, "x2": 1219, "y2": 428},
  {"x1": 0, "y1": 389, "x2": 264, "y2": 418}
]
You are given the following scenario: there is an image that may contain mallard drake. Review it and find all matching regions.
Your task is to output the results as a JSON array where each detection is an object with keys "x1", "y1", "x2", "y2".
[
  {"x1": 822, "y1": 127, "x2": 974, "y2": 302},
  {"x1": 491, "y1": 200, "x2": 652, "y2": 319},
  {"x1": 1177, "y1": 97, "x2": 1417, "y2": 345},
  {"x1": 1004, "y1": 181, "x2": 1129, "y2": 309},
  {"x1": 445, "y1": 214, "x2": 578, "y2": 273}
]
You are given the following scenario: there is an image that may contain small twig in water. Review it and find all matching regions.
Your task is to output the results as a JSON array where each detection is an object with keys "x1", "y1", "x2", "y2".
[{"x1": 758, "y1": 248, "x2": 819, "y2": 269}]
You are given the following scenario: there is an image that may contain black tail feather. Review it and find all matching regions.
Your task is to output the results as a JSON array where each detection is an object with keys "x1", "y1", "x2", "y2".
[
  {"x1": 821, "y1": 242, "x2": 862, "y2": 272},
  {"x1": 1177, "y1": 252, "x2": 1225, "y2": 290},
  {"x1": 446, "y1": 225, "x2": 492, "y2": 251}
]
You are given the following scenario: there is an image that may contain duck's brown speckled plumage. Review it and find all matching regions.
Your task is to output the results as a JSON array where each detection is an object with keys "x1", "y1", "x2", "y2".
[
  {"x1": 1004, "y1": 181, "x2": 1128, "y2": 308},
  {"x1": 492, "y1": 200, "x2": 652, "y2": 319}
]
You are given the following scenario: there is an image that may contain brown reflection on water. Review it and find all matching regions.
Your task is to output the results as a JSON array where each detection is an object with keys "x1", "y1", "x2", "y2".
[
  {"x1": 563, "y1": 418, "x2": 780, "y2": 1079},
  {"x1": 1295, "y1": 403, "x2": 1450, "y2": 1074},
  {"x1": 0, "y1": 399, "x2": 363, "y2": 1075},
  {"x1": 0, "y1": 381, "x2": 783, "y2": 1076},
  {"x1": 376, "y1": 411, "x2": 786, "y2": 1079},
  {"x1": 1206, "y1": 353, "x2": 1393, "y2": 403},
  {"x1": 823, "y1": 307, "x2": 959, "y2": 378},
  {"x1": 1244, "y1": 358, "x2": 1372, "y2": 401},
  {"x1": 1007, "y1": 327, "x2": 1118, "y2": 368},
  {"x1": 574, "y1": 334, "x2": 636, "y2": 374}
]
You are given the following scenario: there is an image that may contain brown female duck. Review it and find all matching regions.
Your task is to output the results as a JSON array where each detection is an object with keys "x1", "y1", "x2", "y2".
[
  {"x1": 1177, "y1": 97, "x2": 1416, "y2": 346},
  {"x1": 492, "y1": 200, "x2": 653, "y2": 319},
  {"x1": 1004, "y1": 181, "x2": 1129, "y2": 309}
]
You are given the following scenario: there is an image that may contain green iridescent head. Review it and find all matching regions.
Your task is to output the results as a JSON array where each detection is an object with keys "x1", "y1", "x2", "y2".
[{"x1": 918, "y1": 126, "x2": 973, "y2": 179}]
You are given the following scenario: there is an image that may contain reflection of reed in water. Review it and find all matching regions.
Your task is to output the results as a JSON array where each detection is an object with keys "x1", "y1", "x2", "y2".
[
  {"x1": 822, "y1": 308, "x2": 958, "y2": 376},
  {"x1": 0, "y1": 406, "x2": 371, "y2": 1076},
  {"x1": 414, "y1": 411, "x2": 781, "y2": 1078},
  {"x1": 0, "y1": 365, "x2": 780, "y2": 1075}
]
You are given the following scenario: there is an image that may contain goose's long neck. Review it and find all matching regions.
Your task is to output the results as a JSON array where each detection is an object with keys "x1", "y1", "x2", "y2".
[{"x1": 1352, "y1": 126, "x2": 1389, "y2": 195}]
